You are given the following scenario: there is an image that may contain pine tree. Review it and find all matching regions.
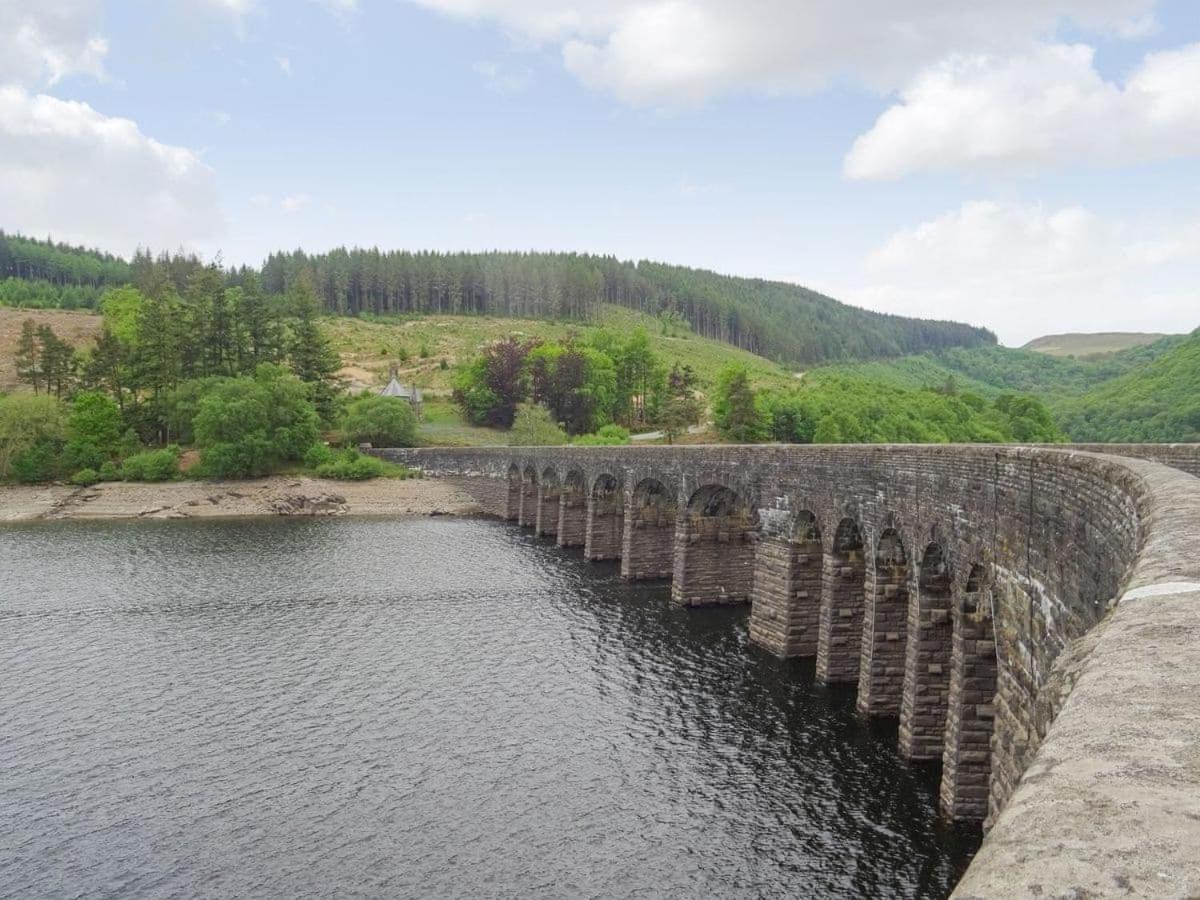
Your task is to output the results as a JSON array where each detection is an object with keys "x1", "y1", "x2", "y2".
[
  {"x1": 35, "y1": 324, "x2": 77, "y2": 398},
  {"x1": 186, "y1": 263, "x2": 235, "y2": 376},
  {"x1": 86, "y1": 328, "x2": 128, "y2": 411},
  {"x1": 15, "y1": 319, "x2": 40, "y2": 394},
  {"x1": 132, "y1": 292, "x2": 184, "y2": 439},
  {"x1": 713, "y1": 364, "x2": 765, "y2": 443},
  {"x1": 235, "y1": 271, "x2": 283, "y2": 370},
  {"x1": 287, "y1": 277, "x2": 343, "y2": 423}
]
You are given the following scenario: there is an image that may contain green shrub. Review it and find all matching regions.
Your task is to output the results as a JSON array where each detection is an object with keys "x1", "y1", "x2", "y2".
[
  {"x1": 64, "y1": 440, "x2": 104, "y2": 472},
  {"x1": 66, "y1": 392, "x2": 126, "y2": 467},
  {"x1": 194, "y1": 364, "x2": 320, "y2": 478},
  {"x1": 508, "y1": 403, "x2": 567, "y2": 446},
  {"x1": 573, "y1": 424, "x2": 631, "y2": 446},
  {"x1": 122, "y1": 448, "x2": 180, "y2": 482},
  {"x1": 0, "y1": 393, "x2": 66, "y2": 481},
  {"x1": 303, "y1": 443, "x2": 335, "y2": 468},
  {"x1": 98, "y1": 461, "x2": 120, "y2": 482},
  {"x1": 10, "y1": 442, "x2": 65, "y2": 484},
  {"x1": 70, "y1": 468, "x2": 100, "y2": 486},
  {"x1": 340, "y1": 394, "x2": 418, "y2": 447},
  {"x1": 315, "y1": 449, "x2": 387, "y2": 480}
]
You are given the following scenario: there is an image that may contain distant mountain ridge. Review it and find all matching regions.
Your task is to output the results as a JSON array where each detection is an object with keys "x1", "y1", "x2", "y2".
[
  {"x1": 1023, "y1": 331, "x2": 1174, "y2": 359},
  {"x1": 0, "y1": 231, "x2": 996, "y2": 368}
]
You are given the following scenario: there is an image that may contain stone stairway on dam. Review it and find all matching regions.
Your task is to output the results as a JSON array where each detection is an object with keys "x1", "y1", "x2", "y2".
[{"x1": 370, "y1": 442, "x2": 1200, "y2": 898}]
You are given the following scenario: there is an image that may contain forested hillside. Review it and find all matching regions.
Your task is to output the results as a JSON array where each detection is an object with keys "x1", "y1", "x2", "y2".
[
  {"x1": 259, "y1": 248, "x2": 996, "y2": 365},
  {"x1": 1054, "y1": 331, "x2": 1200, "y2": 442},
  {"x1": 0, "y1": 233, "x2": 996, "y2": 367},
  {"x1": 3, "y1": 231, "x2": 1194, "y2": 445},
  {"x1": 0, "y1": 232, "x2": 130, "y2": 288},
  {"x1": 821, "y1": 331, "x2": 1200, "y2": 442}
]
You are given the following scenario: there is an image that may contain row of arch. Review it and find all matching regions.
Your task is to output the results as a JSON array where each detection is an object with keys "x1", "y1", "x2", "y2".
[{"x1": 505, "y1": 463, "x2": 998, "y2": 823}]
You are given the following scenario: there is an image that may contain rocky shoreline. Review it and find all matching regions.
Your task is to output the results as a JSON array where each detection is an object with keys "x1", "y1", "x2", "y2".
[{"x1": 0, "y1": 476, "x2": 480, "y2": 522}]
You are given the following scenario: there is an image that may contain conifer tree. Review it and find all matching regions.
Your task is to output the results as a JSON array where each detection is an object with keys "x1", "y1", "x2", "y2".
[
  {"x1": 15, "y1": 319, "x2": 40, "y2": 394},
  {"x1": 132, "y1": 292, "x2": 184, "y2": 439},
  {"x1": 35, "y1": 324, "x2": 77, "y2": 398},
  {"x1": 235, "y1": 271, "x2": 283, "y2": 369},
  {"x1": 85, "y1": 328, "x2": 128, "y2": 411},
  {"x1": 287, "y1": 277, "x2": 343, "y2": 423}
]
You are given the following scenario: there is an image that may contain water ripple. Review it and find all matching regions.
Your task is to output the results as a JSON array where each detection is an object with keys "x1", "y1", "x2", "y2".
[{"x1": 0, "y1": 517, "x2": 977, "y2": 899}]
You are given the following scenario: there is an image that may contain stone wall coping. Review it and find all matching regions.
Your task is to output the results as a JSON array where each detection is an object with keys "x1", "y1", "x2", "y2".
[{"x1": 956, "y1": 450, "x2": 1200, "y2": 897}]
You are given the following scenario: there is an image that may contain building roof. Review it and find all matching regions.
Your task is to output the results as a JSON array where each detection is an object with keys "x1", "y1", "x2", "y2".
[{"x1": 379, "y1": 377, "x2": 422, "y2": 401}]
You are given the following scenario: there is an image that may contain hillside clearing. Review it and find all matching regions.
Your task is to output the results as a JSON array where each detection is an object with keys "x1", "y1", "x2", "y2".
[
  {"x1": 0, "y1": 308, "x2": 101, "y2": 391},
  {"x1": 324, "y1": 304, "x2": 797, "y2": 395},
  {"x1": 1023, "y1": 332, "x2": 1174, "y2": 359}
]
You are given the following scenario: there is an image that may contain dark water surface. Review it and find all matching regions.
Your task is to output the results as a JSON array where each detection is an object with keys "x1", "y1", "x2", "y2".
[{"x1": 0, "y1": 517, "x2": 978, "y2": 898}]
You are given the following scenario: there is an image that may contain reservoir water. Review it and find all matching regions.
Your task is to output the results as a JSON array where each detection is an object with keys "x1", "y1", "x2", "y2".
[{"x1": 0, "y1": 517, "x2": 978, "y2": 898}]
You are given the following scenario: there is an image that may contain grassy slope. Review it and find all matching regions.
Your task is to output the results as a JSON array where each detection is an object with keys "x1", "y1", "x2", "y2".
[
  {"x1": 1023, "y1": 332, "x2": 1173, "y2": 358},
  {"x1": 325, "y1": 303, "x2": 798, "y2": 395},
  {"x1": 0, "y1": 307, "x2": 101, "y2": 391},
  {"x1": 326, "y1": 304, "x2": 798, "y2": 446}
]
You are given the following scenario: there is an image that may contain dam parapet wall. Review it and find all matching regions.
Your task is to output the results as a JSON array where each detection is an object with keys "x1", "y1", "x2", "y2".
[{"x1": 373, "y1": 443, "x2": 1200, "y2": 897}]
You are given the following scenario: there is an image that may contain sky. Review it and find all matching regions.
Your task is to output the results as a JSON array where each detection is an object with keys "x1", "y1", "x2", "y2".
[{"x1": 1, "y1": 0, "x2": 1198, "y2": 345}]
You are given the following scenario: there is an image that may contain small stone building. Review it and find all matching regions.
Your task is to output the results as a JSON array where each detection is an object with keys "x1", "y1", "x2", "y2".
[{"x1": 379, "y1": 372, "x2": 423, "y2": 419}]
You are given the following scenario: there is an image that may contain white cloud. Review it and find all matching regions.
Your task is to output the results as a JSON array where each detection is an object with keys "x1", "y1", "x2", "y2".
[
  {"x1": 472, "y1": 60, "x2": 533, "y2": 93},
  {"x1": 281, "y1": 193, "x2": 311, "y2": 213},
  {"x1": 409, "y1": 0, "x2": 1154, "y2": 105},
  {"x1": 275, "y1": 55, "x2": 293, "y2": 76},
  {"x1": 0, "y1": 0, "x2": 108, "y2": 87},
  {"x1": 844, "y1": 200, "x2": 1200, "y2": 345},
  {"x1": 0, "y1": 85, "x2": 223, "y2": 256},
  {"x1": 846, "y1": 42, "x2": 1200, "y2": 179}
]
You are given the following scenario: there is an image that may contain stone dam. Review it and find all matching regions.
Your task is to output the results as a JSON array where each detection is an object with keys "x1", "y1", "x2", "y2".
[{"x1": 372, "y1": 443, "x2": 1200, "y2": 897}]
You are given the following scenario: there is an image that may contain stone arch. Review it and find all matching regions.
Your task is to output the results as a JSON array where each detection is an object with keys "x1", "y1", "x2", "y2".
[
  {"x1": 557, "y1": 468, "x2": 587, "y2": 548},
  {"x1": 518, "y1": 465, "x2": 538, "y2": 527},
  {"x1": 940, "y1": 563, "x2": 998, "y2": 821},
  {"x1": 672, "y1": 484, "x2": 757, "y2": 606},
  {"x1": 536, "y1": 466, "x2": 562, "y2": 537},
  {"x1": 621, "y1": 477, "x2": 676, "y2": 580},
  {"x1": 505, "y1": 464, "x2": 521, "y2": 520},
  {"x1": 586, "y1": 473, "x2": 623, "y2": 561},
  {"x1": 899, "y1": 541, "x2": 955, "y2": 760},
  {"x1": 857, "y1": 527, "x2": 911, "y2": 715},
  {"x1": 816, "y1": 517, "x2": 867, "y2": 684},
  {"x1": 749, "y1": 510, "x2": 824, "y2": 656}
]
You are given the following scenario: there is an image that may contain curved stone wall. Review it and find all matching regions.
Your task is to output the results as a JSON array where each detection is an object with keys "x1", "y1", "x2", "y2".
[{"x1": 373, "y1": 443, "x2": 1200, "y2": 896}]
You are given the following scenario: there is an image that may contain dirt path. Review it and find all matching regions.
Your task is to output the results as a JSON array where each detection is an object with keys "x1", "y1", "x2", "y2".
[{"x1": 0, "y1": 476, "x2": 480, "y2": 522}]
